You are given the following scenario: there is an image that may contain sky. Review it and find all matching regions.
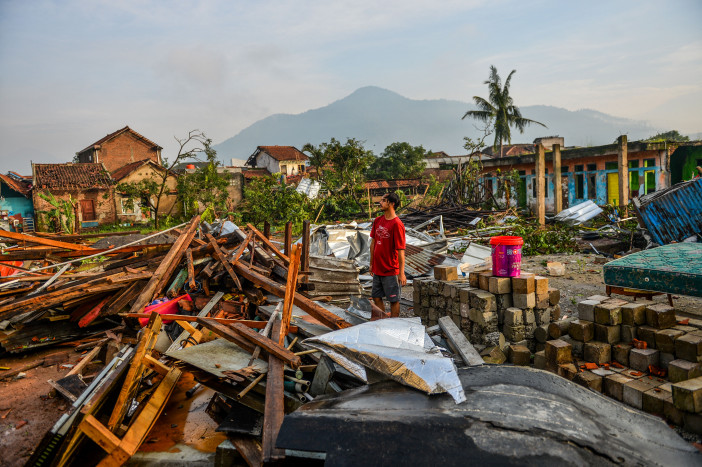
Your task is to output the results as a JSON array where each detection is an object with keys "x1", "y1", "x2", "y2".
[{"x1": 1, "y1": 0, "x2": 701, "y2": 173}]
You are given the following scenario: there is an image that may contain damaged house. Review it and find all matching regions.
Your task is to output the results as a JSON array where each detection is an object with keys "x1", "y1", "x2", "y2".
[
  {"x1": 246, "y1": 146, "x2": 309, "y2": 179},
  {"x1": 112, "y1": 159, "x2": 181, "y2": 222},
  {"x1": 0, "y1": 172, "x2": 33, "y2": 231},
  {"x1": 75, "y1": 125, "x2": 163, "y2": 173}
]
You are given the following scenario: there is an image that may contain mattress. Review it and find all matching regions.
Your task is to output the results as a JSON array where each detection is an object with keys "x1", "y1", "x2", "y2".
[{"x1": 602, "y1": 243, "x2": 702, "y2": 298}]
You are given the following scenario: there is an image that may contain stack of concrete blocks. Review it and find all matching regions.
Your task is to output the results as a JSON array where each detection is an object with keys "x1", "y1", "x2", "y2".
[
  {"x1": 412, "y1": 270, "x2": 560, "y2": 366},
  {"x1": 534, "y1": 293, "x2": 702, "y2": 435}
]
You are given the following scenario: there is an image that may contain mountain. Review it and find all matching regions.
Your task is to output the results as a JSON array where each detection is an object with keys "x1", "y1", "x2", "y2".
[{"x1": 213, "y1": 86, "x2": 657, "y2": 161}]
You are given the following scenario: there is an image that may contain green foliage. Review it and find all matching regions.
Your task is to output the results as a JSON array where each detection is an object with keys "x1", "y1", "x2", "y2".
[
  {"x1": 38, "y1": 192, "x2": 76, "y2": 234},
  {"x1": 177, "y1": 146, "x2": 232, "y2": 219},
  {"x1": 116, "y1": 178, "x2": 160, "y2": 217},
  {"x1": 366, "y1": 142, "x2": 427, "y2": 180},
  {"x1": 495, "y1": 168, "x2": 521, "y2": 208},
  {"x1": 506, "y1": 219, "x2": 578, "y2": 256},
  {"x1": 462, "y1": 65, "x2": 546, "y2": 156},
  {"x1": 239, "y1": 174, "x2": 313, "y2": 229},
  {"x1": 643, "y1": 130, "x2": 689, "y2": 142}
]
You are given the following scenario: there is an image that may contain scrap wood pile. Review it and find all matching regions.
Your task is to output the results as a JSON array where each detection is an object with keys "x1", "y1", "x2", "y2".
[
  {"x1": 400, "y1": 202, "x2": 506, "y2": 232},
  {"x1": 0, "y1": 217, "x2": 370, "y2": 466}
]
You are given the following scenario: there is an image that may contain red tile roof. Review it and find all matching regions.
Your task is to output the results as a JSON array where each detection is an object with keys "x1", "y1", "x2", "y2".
[
  {"x1": 254, "y1": 146, "x2": 309, "y2": 162},
  {"x1": 242, "y1": 168, "x2": 272, "y2": 179},
  {"x1": 0, "y1": 173, "x2": 31, "y2": 196},
  {"x1": 77, "y1": 126, "x2": 162, "y2": 155},
  {"x1": 365, "y1": 179, "x2": 423, "y2": 190},
  {"x1": 34, "y1": 163, "x2": 113, "y2": 190}
]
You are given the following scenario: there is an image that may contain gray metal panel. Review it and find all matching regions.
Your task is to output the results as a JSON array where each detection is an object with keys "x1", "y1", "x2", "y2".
[{"x1": 634, "y1": 178, "x2": 702, "y2": 244}]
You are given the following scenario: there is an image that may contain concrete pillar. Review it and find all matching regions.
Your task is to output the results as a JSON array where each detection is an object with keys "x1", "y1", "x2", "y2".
[
  {"x1": 535, "y1": 144, "x2": 545, "y2": 226},
  {"x1": 553, "y1": 144, "x2": 562, "y2": 214},
  {"x1": 618, "y1": 135, "x2": 628, "y2": 216}
]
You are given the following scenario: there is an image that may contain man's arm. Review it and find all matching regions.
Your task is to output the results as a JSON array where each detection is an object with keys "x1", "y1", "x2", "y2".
[
  {"x1": 397, "y1": 249, "x2": 406, "y2": 286},
  {"x1": 369, "y1": 238, "x2": 376, "y2": 276}
]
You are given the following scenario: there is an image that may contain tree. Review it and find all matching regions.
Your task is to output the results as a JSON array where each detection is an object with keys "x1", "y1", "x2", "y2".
[
  {"x1": 366, "y1": 142, "x2": 428, "y2": 180},
  {"x1": 302, "y1": 138, "x2": 375, "y2": 211},
  {"x1": 644, "y1": 130, "x2": 689, "y2": 142},
  {"x1": 239, "y1": 174, "x2": 312, "y2": 229},
  {"x1": 462, "y1": 65, "x2": 546, "y2": 157},
  {"x1": 176, "y1": 145, "x2": 232, "y2": 221},
  {"x1": 115, "y1": 130, "x2": 213, "y2": 228}
]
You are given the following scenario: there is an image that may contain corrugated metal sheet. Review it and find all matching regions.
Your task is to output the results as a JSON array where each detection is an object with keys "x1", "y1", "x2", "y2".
[
  {"x1": 633, "y1": 178, "x2": 702, "y2": 245},
  {"x1": 405, "y1": 244, "x2": 460, "y2": 277}
]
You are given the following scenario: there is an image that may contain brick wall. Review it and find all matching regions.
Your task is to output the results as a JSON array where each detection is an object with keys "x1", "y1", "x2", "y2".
[
  {"x1": 33, "y1": 188, "x2": 116, "y2": 231},
  {"x1": 98, "y1": 133, "x2": 160, "y2": 173}
]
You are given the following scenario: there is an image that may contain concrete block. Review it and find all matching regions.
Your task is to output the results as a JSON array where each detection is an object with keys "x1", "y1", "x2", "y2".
[
  {"x1": 577, "y1": 300, "x2": 599, "y2": 322},
  {"x1": 637, "y1": 326, "x2": 658, "y2": 349},
  {"x1": 621, "y1": 302, "x2": 647, "y2": 326},
  {"x1": 524, "y1": 323, "x2": 536, "y2": 339},
  {"x1": 511, "y1": 274, "x2": 535, "y2": 294},
  {"x1": 586, "y1": 294, "x2": 610, "y2": 302},
  {"x1": 643, "y1": 387, "x2": 672, "y2": 415},
  {"x1": 508, "y1": 345, "x2": 531, "y2": 365},
  {"x1": 513, "y1": 293, "x2": 535, "y2": 309},
  {"x1": 535, "y1": 292, "x2": 550, "y2": 309},
  {"x1": 605, "y1": 373, "x2": 633, "y2": 401},
  {"x1": 470, "y1": 290, "x2": 496, "y2": 312},
  {"x1": 660, "y1": 352, "x2": 675, "y2": 369},
  {"x1": 468, "y1": 271, "x2": 481, "y2": 288},
  {"x1": 534, "y1": 350, "x2": 546, "y2": 369},
  {"x1": 522, "y1": 308, "x2": 536, "y2": 325},
  {"x1": 545, "y1": 339, "x2": 572, "y2": 371},
  {"x1": 548, "y1": 287, "x2": 560, "y2": 306},
  {"x1": 646, "y1": 303, "x2": 676, "y2": 329},
  {"x1": 535, "y1": 308, "x2": 551, "y2": 326},
  {"x1": 558, "y1": 363, "x2": 578, "y2": 380},
  {"x1": 594, "y1": 303, "x2": 622, "y2": 325},
  {"x1": 550, "y1": 304, "x2": 561, "y2": 321},
  {"x1": 574, "y1": 371, "x2": 603, "y2": 392},
  {"x1": 495, "y1": 293, "x2": 513, "y2": 311},
  {"x1": 665, "y1": 399, "x2": 685, "y2": 426},
  {"x1": 584, "y1": 341, "x2": 611, "y2": 364},
  {"x1": 673, "y1": 376, "x2": 702, "y2": 412},
  {"x1": 478, "y1": 272, "x2": 492, "y2": 291},
  {"x1": 683, "y1": 412, "x2": 702, "y2": 436},
  {"x1": 594, "y1": 323, "x2": 621, "y2": 345},
  {"x1": 621, "y1": 324, "x2": 637, "y2": 344},
  {"x1": 460, "y1": 303, "x2": 470, "y2": 318},
  {"x1": 669, "y1": 360, "x2": 702, "y2": 383},
  {"x1": 655, "y1": 329, "x2": 685, "y2": 354},
  {"x1": 488, "y1": 276, "x2": 512, "y2": 294},
  {"x1": 568, "y1": 320, "x2": 594, "y2": 342},
  {"x1": 480, "y1": 345, "x2": 506, "y2": 364},
  {"x1": 534, "y1": 275, "x2": 549, "y2": 295},
  {"x1": 623, "y1": 378, "x2": 664, "y2": 409},
  {"x1": 504, "y1": 307, "x2": 523, "y2": 326},
  {"x1": 602, "y1": 298, "x2": 629, "y2": 306},
  {"x1": 613, "y1": 344, "x2": 632, "y2": 366},
  {"x1": 504, "y1": 325, "x2": 525, "y2": 342},
  {"x1": 675, "y1": 333, "x2": 702, "y2": 363},
  {"x1": 534, "y1": 324, "x2": 549, "y2": 343},
  {"x1": 569, "y1": 338, "x2": 584, "y2": 358},
  {"x1": 483, "y1": 332, "x2": 505, "y2": 349},
  {"x1": 629, "y1": 348, "x2": 660, "y2": 372}
]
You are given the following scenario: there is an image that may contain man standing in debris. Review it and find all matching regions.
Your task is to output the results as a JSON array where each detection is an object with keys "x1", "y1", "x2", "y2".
[{"x1": 370, "y1": 192, "x2": 406, "y2": 318}]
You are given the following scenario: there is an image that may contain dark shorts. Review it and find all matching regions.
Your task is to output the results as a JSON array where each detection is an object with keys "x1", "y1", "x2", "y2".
[{"x1": 371, "y1": 275, "x2": 400, "y2": 302}]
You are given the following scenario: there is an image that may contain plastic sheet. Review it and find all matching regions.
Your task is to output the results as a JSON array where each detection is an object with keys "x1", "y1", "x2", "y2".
[{"x1": 303, "y1": 318, "x2": 466, "y2": 403}]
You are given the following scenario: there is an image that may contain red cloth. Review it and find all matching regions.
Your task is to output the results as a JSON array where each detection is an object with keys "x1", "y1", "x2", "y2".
[{"x1": 370, "y1": 216, "x2": 406, "y2": 276}]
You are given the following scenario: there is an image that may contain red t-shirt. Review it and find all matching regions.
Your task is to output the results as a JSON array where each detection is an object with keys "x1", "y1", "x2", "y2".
[{"x1": 370, "y1": 215, "x2": 406, "y2": 276}]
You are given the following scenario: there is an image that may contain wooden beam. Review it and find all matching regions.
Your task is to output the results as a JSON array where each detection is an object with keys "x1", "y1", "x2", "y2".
[
  {"x1": 246, "y1": 223, "x2": 289, "y2": 264},
  {"x1": 618, "y1": 134, "x2": 629, "y2": 216},
  {"x1": 283, "y1": 221, "x2": 292, "y2": 256},
  {"x1": 438, "y1": 316, "x2": 483, "y2": 366},
  {"x1": 196, "y1": 317, "x2": 256, "y2": 353},
  {"x1": 535, "y1": 143, "x2": 545, "y2": 226},
  {"x1": 81, "y1": 414, "x2": 121, "y2": 453},
  {"x1": 0, "y1": 229, "x2": 97, "y2": 251},
  {"x1": 121, "y1": 313, "x2": 297, "y2": 333},
  {"x1": 185, "y1": 248, "x2": 196, "y2": 291},
  {"x1": 301, "y1": 220, "x2": 310, "y2": 284},
  {"x1": 229, "y1": 323, "x2": 301, "y2": 368},
  {"x1": 205, "y1": 233, "x2": 242, "y2": 291},
  {"x1": 553, "y1": 143, "x2": 562, "y2": 214},
  {"x1": 280, "y1": 244, "x2": 301, "y2": 344},
  {"x1": 263, "y1": 221, "x2": 271, "y2": 240},
  {"x1": 232, "y1": 261, "x2": 350, "y2": 330},
  {"x1": 262, "y1": 319, "x2": 285, "y2": 463},
  {"x1": 230, "y1": 231, "x2": 253, "y2": 266},
  {"x1": 230, "y1": 436, "x2": 263, "y2": 467}
]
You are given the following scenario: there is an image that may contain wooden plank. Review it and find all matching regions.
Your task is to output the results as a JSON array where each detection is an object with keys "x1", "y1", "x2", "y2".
[
  {"x1": 185, "y1": 248, "x2": 196, "y2": 291},
  {"x1": 78, "y1": 295, "x2": 113, "y2": 328},
  {"x1": 166, "y1": 291, "x2": 224, "y2": 354},
  {"x1": 124, "y1": 313, "x2": 297, "y2": 333},
  {"x1": 248, "y1": 302, "x2": 281, "y2": 366},
  {"x1": 197, "y1": 317, "x2": 256, "y2": 354},
  {"x1": 301, "y1": 220, "x2": 310, "y2": 284},
  {"x1": 263, "y1": 221, "x2": 271, "y2": 240},
  {"x1": 232, "y1": 261, "x2": 351, "y2": 330},
  {"x1": 143, "y1": 354, "x2": 170, "y2": 376},
  {"x1": 280, "y1": 244, "x2": 301, "y2": 344},
  {"x1": 230, "y1": 436, "x2": 263, "y2": 467},
  {"x1": 246, "y1": 223, "x2": 289, "y2": 264},
  {"x1": 553, "y1": 143, "x2": 562, "y2": 214},
  {"x1": 229, "y1": 323, "x2": 301, "y2": 368},
  {"x1": 127, "y1": 215, "x2": 200, "y2": 315},
  {"x1": 0, "y1": 229, "x2": 97, "y2": 251},
  {"x1": 206, "y1": 233, "x2": 242, "y2": 290},
  {"x1": 262, "y1": 319, "x2": 285, "y2": 463},
  {"x1": 230, "y1": 231, "x2": 253, "y2": 266},
  {"x1": 80, "y1": 414, "x2": 121, "y2": 453},
  {"x1": 102, "y1": 280, "x2": 146, "y2": 316},
  {"x1": 438, "y1": 316, "x2": 484, "y2": 366},
  {"x1": 283, "y1": 221, "x2": 292, "y2": 256},
  {"x1": 535, "y1": 143, "x2": 545, "y2": 226}
]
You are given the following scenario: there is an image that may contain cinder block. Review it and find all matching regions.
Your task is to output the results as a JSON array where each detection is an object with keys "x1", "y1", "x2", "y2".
[
  {"x1": 513, "y1": 293, "x2": 535, "y2": 309},
  {"x1": 534, "y1": 350, "x2": 546, "y2": 369},
  {"x1": 469, "y1": 290, "x2": 496, "y2": 312},
  {"x1": 623, "y1": 378, "x2": 664, "y2": 409},
  {"x1": 675, "y1": 334, "x2": 702, "y2": 362},
  {"x1": 655, "y1": 329, "x2": 685, "y2": 354},
  {"x1": 460, "y1": 303, "x2": 470, "y2": 318},
  {"x1": 637, "y1": 326, "x2": 658, "y2": 349},
  {"x1": 574, "y1": 371, "x2": 603, "y2": 392},
  {"x1": 672, "y1": 376, "x2": 702, "y2": 413},
  {"x1": 613, "y1": 344, "x2": 632, "y2": 366},
  {"x1": 669, "y1": 360, "x2": 702, "y2": 383},
  {"x1": 522, "y1": 308, "x2": 536, "y2": 326},
  {"x1": 495, "y1": 293, "x2": 513, "y2": 311},
  {"x1": 621, "y1": 302, "x2": 647, "y2": 326},
  {"x1": 508, "y1": 345, "x2": 531, "y2": 365},
  {"x1": 594, "y1": 323, "x2": 621, "y2": 344},
  {"x1": 511, "y1": 274, "x2": 535, "y2": 294},
  {"x1": 584, "y1": 341, "x2": 611, "y2": 364},
  {"x1": 568, "y1": 338, "x2": 584, "y2": 358},
  {"x1": 558, "y1": 363, "x2": 578, "y2": 380},
  {"x1": 629, "y1": 348, "x2": 660, "y2": 372},
  {"x1": 568, "y1": 320, "x2": 594, "y2": 342},
  {"x1": 643, "y1": 387, "x2": 672, "y2": 415},
  {"x1": 683, "y1": 412, "x2": 702, "y2": 436},
  {"x1": 503, "y1": 325, "x2": 525, "y2": 342},
  {"x1": 660, "y1": 352, "x2": 675, "y2": 369},
  {"x1": 550, "y1": 305, "x2": 561, "y2": 322},
  {"x1": 621, "y1": 324, "x2": 637, "y2": 344},
  {"x1": 665, "y1": 399, "x2": 685, "y2": 426},
  {"x1": 534, "y1": 276, "x2": 549, "y2": 295},
  {"x1": 468, "y1": 271, "x2": 481, "y2": 288},
  {"x1": 503, "y1": 308, "x2": 523, "y2": 326},
  {"x1": 577, "y1": 300, "x2": 599, "y2": 322},
  {"x1": 535, "y1": 292, "x2": 549, "y2": 309},
  {"x1": 488, "y1": 276, "x2": 512, "y2": 294},
  {"x1": 594, "y1": 303, "x2": 622, "y2": 325},
  {"x1": 478, "y1": 272, "x2": 492, "y2": 291},
  {"x1": 548, "y1": 287, "x2": 560, "y2": 306},
  {"x1": 545, "y1": 339, "x2": 572, "y2": 371},
  {"x1": 535, "y1": 308, "x2": 551, "y2": 326},
  {"x1": 534, "y1": 324, "x2": 549, "y2": 343},
  {"x1": 646, "y1": 304, "x2": 676, "y2": 329},
  {"x1": 480, "y1": 345, "x2": 506, "y2": 364},
  {"x1": 605, "y1": 373, "x2": 633, "y2": 401}
]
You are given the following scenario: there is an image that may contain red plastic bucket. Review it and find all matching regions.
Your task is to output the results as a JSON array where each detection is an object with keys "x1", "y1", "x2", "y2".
[{"x1": 489, "y1": 236, "x2": 523, "y2": 277}]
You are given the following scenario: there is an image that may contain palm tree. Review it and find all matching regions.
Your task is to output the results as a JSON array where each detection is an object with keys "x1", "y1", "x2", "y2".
[{"x1": 463, "y1": 65, "x2": 546, "y2": 157}]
